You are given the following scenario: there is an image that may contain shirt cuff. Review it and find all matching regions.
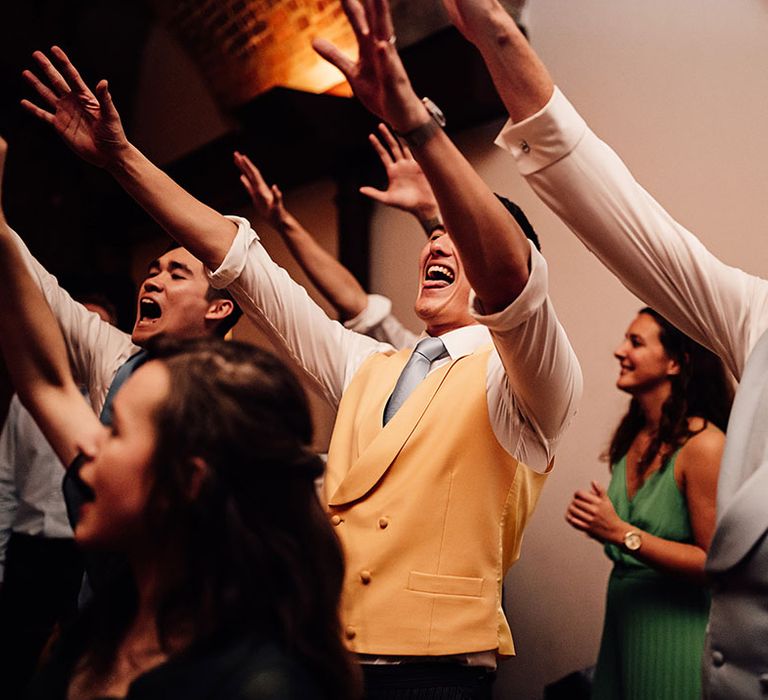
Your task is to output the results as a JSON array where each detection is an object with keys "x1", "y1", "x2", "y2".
[
  {"x1": 494, "y1": 87, "x2": 587, "y2": 176},
  {"x1": 470, "y1": 241, "x2": 548, "y2": 331},
  {"x1": 205, "y1": 215, "x2": 259, "y2": 289},
  {"x1": 343, "y1": 294, "x2": 393, "y2": 334}
]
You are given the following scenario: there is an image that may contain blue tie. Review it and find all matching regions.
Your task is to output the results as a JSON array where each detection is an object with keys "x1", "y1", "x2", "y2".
[
  {"x1": 383, "y1": 337, "x2": 447, "y2": 425},
  {"x1": 98, "y1": 350, "x2": 149, "y2": 426}
]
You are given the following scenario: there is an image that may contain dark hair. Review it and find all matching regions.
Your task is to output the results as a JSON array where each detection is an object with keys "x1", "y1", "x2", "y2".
[
  {"x1": 81, "y1": 337, "x2": 359, "y2": 698},
  {"x1": 494, "y1": 194, "x2": 541, "y2": 252},
  {"x1": 607, "y1": 308, "x2": 733, "y2": 473},
  {"x1": 163, "y1": 241, "x2": 243, "y2": 337}
]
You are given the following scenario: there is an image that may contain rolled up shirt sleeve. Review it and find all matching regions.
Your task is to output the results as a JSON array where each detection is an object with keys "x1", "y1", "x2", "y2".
[
  {"x1": 473, "y1": 242, "x2": 582, "y2": 472},
  {"x1": 207, "y1": 217, "x2": 392, "y2": 408}
]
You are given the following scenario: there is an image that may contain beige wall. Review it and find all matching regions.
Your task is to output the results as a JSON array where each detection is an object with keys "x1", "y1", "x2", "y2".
[{"x1": 130, "y1": 1, "x2": 768, "y2": 697}]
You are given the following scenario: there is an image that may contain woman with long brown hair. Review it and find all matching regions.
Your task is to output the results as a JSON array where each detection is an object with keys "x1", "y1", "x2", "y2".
[
  {"x1": 566, "y1": 308, "x2": 732, "y2": 700},
  {"x1": 0, "y1": 135, "x2": 359, "y2": 699}
]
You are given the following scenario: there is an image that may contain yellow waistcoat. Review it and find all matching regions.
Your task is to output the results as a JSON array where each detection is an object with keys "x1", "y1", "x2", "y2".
[{"x1": 324, "y1": 346, "x2": 548, "y2": 657}]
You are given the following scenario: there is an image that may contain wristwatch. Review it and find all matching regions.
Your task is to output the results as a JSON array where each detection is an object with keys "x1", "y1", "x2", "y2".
[
  {"x1": 396, "y1": 98, "x2": 446, "y2": 148},
  {"x1": 623, "y1": 530, "x2": 642, "y2": 552}
]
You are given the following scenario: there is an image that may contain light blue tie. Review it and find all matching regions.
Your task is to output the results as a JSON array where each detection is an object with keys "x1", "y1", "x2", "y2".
[{"x1": 383, "y1": 336, "x2": 447, "y2": 425}]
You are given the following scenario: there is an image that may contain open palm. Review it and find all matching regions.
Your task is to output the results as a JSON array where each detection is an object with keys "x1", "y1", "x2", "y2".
[
  {"x1": 21, "y1": 47, "x2": 128, "y2": 168},
  {"x1": 359, "y1": 124, "x2": 438, "y2": 217}
]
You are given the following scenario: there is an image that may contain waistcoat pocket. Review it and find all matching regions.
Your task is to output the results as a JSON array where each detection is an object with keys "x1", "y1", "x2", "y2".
[{"x1": 407, "y1": 571, "x2": 484, "y2": 597}]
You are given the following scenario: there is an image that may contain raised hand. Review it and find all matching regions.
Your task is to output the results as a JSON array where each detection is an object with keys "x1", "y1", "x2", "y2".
[
  {"x1": 359, "y1": 124, "x2": 439, "y2": 222},
  {"x1": 233, "y1": 151, "x2": 288, "y2": 230},
  {"x1": 312, "y1": 0, "x2": 428, "y2": 133},
  {"x1": 21, "y1": 47, "x2": 129, "y2": 168},
  {"x1": 565, "y1": 481, "x2": 626, "y2": 545}
]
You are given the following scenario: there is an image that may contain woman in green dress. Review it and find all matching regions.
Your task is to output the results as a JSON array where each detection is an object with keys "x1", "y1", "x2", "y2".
[{"x1": 566, "y1": 308, "x2": 733, "y2": 700}]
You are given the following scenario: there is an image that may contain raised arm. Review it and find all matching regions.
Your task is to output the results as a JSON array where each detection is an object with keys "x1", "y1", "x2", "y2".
[
  {"x1": 441, "y1": 0, "x2": 553, "y2": 121},
  {"x1": 0, "y1": 138, "x2": 101, "y2": 467},
  {"x1": 21, "y1": 47, "x2": 237, "y2": 271},
  {"x1": 234, "y1": 150, "x2": 368, "y2": 321},
  {"x1": 23, "y1": 47, "x2": 390, "y2": 407},
  {"x1": 440, "y1": 0, "x2": 768, "y2": 378},
  {"x1": 313, "y1": 0, "x2": 531, "y2": 313}
]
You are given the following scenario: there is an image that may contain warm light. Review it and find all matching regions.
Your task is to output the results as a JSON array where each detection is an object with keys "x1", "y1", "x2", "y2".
[{"x1": 153, "y1": 0, "x2": 359, "y2": 105}]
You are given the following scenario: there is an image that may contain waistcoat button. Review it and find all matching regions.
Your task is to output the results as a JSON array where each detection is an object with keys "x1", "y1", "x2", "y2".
[
  {"x1": 345, "y1": 626, "x2": 356, "y2": 640},
  {"x1": 330, "y1": 515, "x2": 342, "y2": 526},
  {"x1": 378, "y1": 517, "x2": 389, "y2": 529},
  {"x1": 360, "y1": 570, "x2": 372, "y2": 584},
  {"x1": 712, "y1": 650, "x2": 724, "y2": 667}
]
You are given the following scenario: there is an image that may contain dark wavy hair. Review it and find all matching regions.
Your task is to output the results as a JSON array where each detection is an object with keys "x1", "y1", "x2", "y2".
[
  {"x1": 79, "y1": 337, "x2": 359, "y2": 698},
  {"x1": 606, "y1": 308, "x2": 733, "y2": 473}
]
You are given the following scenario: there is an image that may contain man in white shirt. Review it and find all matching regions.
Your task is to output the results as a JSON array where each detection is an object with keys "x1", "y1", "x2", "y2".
[
  {"x1": 435, "y1": 1, "x2": 768, "y2": 698},
  {"x1": 22, "y1": 13, "x2": 581, "y2": 695}
]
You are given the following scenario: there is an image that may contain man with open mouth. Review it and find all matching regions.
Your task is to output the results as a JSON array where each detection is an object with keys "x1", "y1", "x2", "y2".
[
  {"x1": 0, "y1": 133, "x2": 241, "y2": 591},
  {"x1": 5, "y1": 211, "x2": 241, "y2": 423},
  {"x1": 22, "y1": 3, "x2": 581, "y2": 695}
]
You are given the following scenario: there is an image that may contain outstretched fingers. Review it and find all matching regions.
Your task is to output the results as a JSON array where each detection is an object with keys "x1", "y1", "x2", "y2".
[
  {"x1": 368, "y1": 132, "x2": 393, "y2": 167},
  {"x1": 50, "y1": 46, "x2": 93, "y2": 97},
  {"x1": 234, "y1": 152, "x2": 272, "y2": 203},
  {"x1": 311, "y1": 38, "x2": 356, "y2": 81},
  {"x1": 377, "y1": 122, "x2": 405, "y2": 159},
  {"x1": 358, "y1": 184, "x2": 387, "y2": 204},
  {"x1": 94, "y1": 80, "x2": 121, "y2": 121},
  {"x1": 22, "y1": 67, "x2": 60, "y2": 109},
  {"x1": 239, "y1": 174, "x2": 255, "y2": 200},
  {"x1": 368, "y1": 0, "x2": 395, "y2": 42},
  {"x1": 340, "y1": 0, "x2": 371, "y2": 42},
  {"x1": 20, "y1": 98, "x2": 54, "y2": 125},
  {"x1": 32, "y1": 50, "x2": 72, "y2": 97}
]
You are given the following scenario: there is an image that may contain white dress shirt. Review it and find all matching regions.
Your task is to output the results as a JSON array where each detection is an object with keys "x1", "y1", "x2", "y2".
[
  {"x1": 344, "y1": 294, "x2": 419, "y2": 350},
  {"x1": 9, "y1": 228, "x2": 138, "y2": 414},
  {"x1": 207, "y1": 217, "x2": 582, "y2": 473},
  {"x1": 495, "y1": 87, "x2": 768, "y2": 381},
  {"x1": 0, "y1": 396, "x2": 74, "y2": 582}
]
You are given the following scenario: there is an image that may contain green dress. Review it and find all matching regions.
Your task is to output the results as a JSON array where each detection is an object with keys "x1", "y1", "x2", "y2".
[{"x1": 591, "y1": 452, "x2": 710, "y2": 700}]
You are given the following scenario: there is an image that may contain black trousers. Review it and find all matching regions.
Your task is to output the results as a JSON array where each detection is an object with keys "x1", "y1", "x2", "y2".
[
  {"x1": 0, "y1": 533, "x2": 83, "y2": 699},
  {"x1": 362, "y1": 662, "x2": 496, "y2": 700}
]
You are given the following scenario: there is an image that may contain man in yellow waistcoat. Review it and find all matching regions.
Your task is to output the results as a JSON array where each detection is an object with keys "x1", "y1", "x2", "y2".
[{"x1": 23, "y1": 0, "x2": 582, "y2": 694}]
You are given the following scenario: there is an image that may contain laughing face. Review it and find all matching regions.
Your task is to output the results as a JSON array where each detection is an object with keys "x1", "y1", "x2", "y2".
[
  {"x1": 132, "y1": 247, "x2": 227, "y2": 346},
  {"x1": 614, "y1": 313, "x2": 680, "y2": 396},
  {"x1": 414, "y1": 229, "x2": 476, "y2": 336}
]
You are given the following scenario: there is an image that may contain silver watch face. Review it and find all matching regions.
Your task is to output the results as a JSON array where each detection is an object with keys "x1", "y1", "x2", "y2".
[
  {"x1": 422, "y1": 97, "x2": 447, "y2": 128},
  {"x1": 624, "y1": 531, "x2": 642, "y2": 551}
]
